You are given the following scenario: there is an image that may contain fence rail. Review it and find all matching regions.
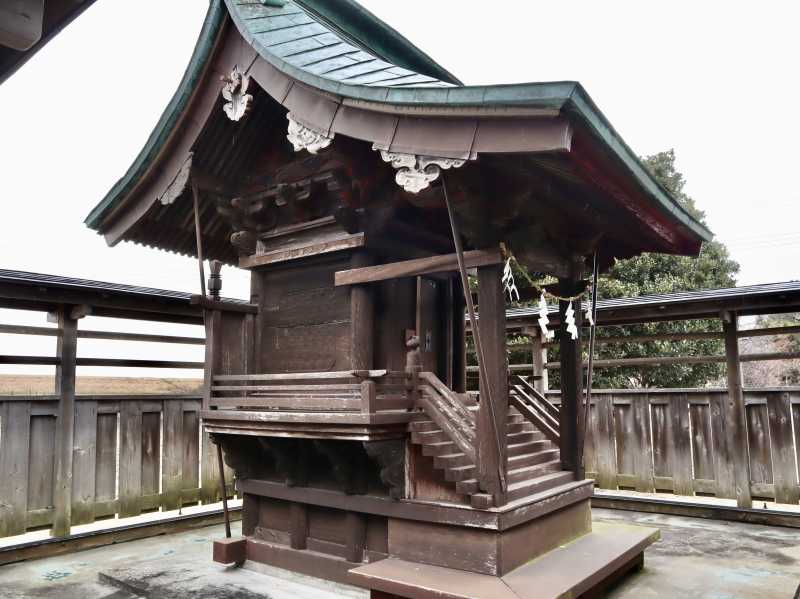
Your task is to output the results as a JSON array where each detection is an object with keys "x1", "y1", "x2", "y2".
[
  {"x1": 0, "y1": 394, "x2": 233, "y2": 538},
  {"x1": 549, "y1": 388, "x2": 800, "y2": 506}
]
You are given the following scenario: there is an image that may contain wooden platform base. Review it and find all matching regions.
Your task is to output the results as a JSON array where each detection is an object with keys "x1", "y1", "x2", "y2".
[{"x1": 350, "y1": 522, "x2": 659, "y2": 599}]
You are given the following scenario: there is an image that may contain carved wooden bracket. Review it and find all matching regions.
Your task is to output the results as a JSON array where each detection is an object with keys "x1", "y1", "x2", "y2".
[
  {"x1": 287, "y1": 113, "x2": 334, "y2": 154},
  {"x1": 221, "y1": 65, "x2": 253, "y2": 122},
  {"x1": 376, "y1": 149, "x2": 468, "y2": 193}
]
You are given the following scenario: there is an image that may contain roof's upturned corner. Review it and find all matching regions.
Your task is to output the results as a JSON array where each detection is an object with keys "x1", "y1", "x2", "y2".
[{"x1": 84, "y1": 0, "x2": 227, "y2": 232}]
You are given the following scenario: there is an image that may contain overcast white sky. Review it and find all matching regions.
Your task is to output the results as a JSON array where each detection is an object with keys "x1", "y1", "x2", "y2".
[{"x1": 0, "y1": 1, "x2": 798, "y2": 376}]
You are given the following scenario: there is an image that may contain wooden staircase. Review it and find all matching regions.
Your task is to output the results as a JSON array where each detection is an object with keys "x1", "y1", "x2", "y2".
[{"x1": 409, "y1": 373, "x2": 574, "y2": 508}]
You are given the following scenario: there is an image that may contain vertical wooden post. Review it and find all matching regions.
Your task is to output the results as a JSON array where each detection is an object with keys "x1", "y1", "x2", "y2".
[
  {"x1": 289, "y1": 503, "x2": 309, "y2": 550},
  {"x1": 351, "y1": 251, "x2": 374, "y2": 370},
  {"x1": 476, "y1": 263, "x2": 508, "y2": 503},
  {"x1": 200, "y1": 309, "x2": 222, "y2": 503},
  {"x1": 452, "y1": 278, "x2": 467, "y2": 394},
  {"x1": 52, "y1": 307, "x2": 77, "y2": 537},
  {"x1": 524, "y1": 327, "x2": 548, "y2": 393},
  {"x1": 345, "y1": 511, "x2": 367, "y2": 563},
  {"x1": 723, "y1": 312, "x2": 752, "y2": 508},
  {"x1": 558, "y1": 274, "x2": 583, "y2": 479}
]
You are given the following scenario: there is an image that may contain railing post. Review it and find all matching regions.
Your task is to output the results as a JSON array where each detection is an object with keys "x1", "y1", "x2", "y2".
[
  {"x1": 52, "y1": 306, "x2": 77, "y2": 537},
  {"x1": 201, "y1": 308, "x2": 222, "y2": 503},
  {"x1": 558, "y1": 269, "x2": 584, "y2": 480},
  {"x1": 722, "y1": 311, "x2": 752, "y2": 508},
  {"x1": 523, "y1": 326, "x2": 548, "y2": 393},
  {"x1": 476, "y1": 263, "x2": 508, "y2": 504},
  {"x1": 351, "y1": 250, "x2": 374, "y2": 371}
]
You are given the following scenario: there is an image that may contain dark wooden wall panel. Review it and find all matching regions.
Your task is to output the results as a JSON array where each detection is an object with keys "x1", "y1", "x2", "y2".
[
  {"x1": 141, "y1": 412, "x2": 161, "y2": 496},
  {"x1": 746, "y1": 400, "x2": 773, "y2": 486}
]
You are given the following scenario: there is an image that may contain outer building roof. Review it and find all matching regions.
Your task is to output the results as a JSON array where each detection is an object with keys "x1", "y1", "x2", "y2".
[
  {"x1": 0, "y1": 0, "x2": 97, "y2": 86},
  {"x1": 85, "y1": 0, "x2": 712, "y2": 259},
  {"x1": 505, "y1": 280, "x2": 800, "y2": 328}
]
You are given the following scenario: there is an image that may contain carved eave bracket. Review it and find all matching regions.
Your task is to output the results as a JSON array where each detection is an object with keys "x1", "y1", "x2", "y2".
[
  {"x1": 375, "y1": 149, "x2": 470, "y2": 193},
  {"x1": 221, "y1": 65, "x2": 253, "y2": 122},
  {"x1": 287, "y1": 113, "x2": 334, "y2": 154}
]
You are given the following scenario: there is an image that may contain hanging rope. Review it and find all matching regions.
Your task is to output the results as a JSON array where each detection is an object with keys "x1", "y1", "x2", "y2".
[{"x1": 442, "y1": 177, "x2": 507, "y2": 494}]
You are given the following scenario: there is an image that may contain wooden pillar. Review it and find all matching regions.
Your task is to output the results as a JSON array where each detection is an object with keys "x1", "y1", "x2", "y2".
[
  {"x1": 723, "y1": 312, "x2": 752, "y2": 508},
  {"x1": 558, "y1": 275, "x2": 583, "y2": 479},
  {"x1": 524, "y1": 327, "x2": 549, "y2": 394},
  {"x1": 351, "y1": 251, "x2": 374, "y2": 370},
  {"x1": 200, "y1": 309, "x2": 222, "y2": 503},
  {"x1": 476, "y1": 263, "x2": 508, "y2": 502},
  {"x1": 452, "y1": 278, "x2": 467, "y2": 394},
  {"x1": 52, "y1": 307, "x2": 77, "y2": 537}
]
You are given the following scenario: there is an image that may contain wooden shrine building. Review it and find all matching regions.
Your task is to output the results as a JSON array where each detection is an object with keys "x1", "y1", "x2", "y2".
[{"x1": 85, "y1": 1, "x2": 711, "y2": 596}]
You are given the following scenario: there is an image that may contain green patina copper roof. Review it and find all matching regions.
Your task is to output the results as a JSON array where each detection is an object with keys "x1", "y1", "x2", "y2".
[{"x1": 86, "y1": 0, "x2": 712, "y2": 246}]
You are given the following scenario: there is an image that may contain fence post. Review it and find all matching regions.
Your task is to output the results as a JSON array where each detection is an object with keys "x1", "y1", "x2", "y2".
[
  {"x1": 722, "y1": 312, "x2": 752, "y2": 508},
  {"x1": 52, "y1": 306, "x2": 77, "y2": 537}
]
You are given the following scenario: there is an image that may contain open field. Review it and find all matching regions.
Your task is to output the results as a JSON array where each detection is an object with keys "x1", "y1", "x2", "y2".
[{"x1": 0, "y1": 375, "x2": 202, "y2": 396}]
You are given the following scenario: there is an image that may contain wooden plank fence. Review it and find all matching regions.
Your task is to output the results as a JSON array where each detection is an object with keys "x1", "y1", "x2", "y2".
[
  {"x1": 0, "y1": 394, "x2": 234, "y2": 539},
  {"x1": 550, "y1": 389, "x2": 800, "y2": 506}
]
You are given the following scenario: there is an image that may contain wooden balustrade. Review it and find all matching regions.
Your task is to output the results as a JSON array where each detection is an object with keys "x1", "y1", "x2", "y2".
[{"x1": 550, "y1": 388, "x2": 800, "y2": 506}]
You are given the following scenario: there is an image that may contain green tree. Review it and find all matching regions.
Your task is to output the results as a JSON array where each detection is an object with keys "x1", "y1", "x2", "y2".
[{"x1": 592, "y1": 150, "x2": 739, "y2": 388}]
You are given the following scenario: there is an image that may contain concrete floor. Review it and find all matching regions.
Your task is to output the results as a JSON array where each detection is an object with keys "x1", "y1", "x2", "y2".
[{"x1": 0, "y1": 509, "x2": 798, "y2": 598}]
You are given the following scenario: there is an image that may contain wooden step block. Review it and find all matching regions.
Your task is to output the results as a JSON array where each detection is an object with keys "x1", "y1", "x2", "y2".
[
  {"x1": 507, "y1": 460, "x2": 562, "y2": 484},
  {"x1": 470, "y1": 493, "x2": 495, "y2": 509},
  {"x1": 444, "y1": 464, "x2": 476, "y2": 482},
  {"x1": 411, "y1": 430, "x2": 450, "y2": 444},
  {"x1": 455, "y1": 478, "x2": 480, "y2": 495},
  {"x1": 420, "y1": 440, "x2": 456, "y2": 457},
  {"x1": 506, "y1": 471, "x2": 575, "y2": 503},
  {"x1": 507, "y1": 440, "x2": 550, "y2": 457},
  {"x1": 409, "y1": 419, "x2": 439, "y2": 433},
  {"x1": 507, "y1": 449, "x2": 559, "y2": 470},
  {"x1": 433, "y1": 452, "x2": 472, "y2": 469}
]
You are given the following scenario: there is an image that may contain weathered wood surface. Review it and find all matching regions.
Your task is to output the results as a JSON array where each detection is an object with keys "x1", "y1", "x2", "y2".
[
  {"x1": 334, "y1": 249, "x2": 502, "y2": 287},
  {"x1": 0, "y1": 394, "x2": 232, "y2": 540},
  {"x1": 550, "y1": 388, "x2": 800, "y2": 508}
]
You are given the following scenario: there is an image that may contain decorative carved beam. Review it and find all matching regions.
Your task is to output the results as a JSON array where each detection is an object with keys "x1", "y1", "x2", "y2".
[{"x1": 287, "y1": 113, "x2": 334, "y2": 154}]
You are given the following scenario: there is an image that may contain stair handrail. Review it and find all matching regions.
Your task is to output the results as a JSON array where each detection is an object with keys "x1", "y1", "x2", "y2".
[
  {"x1": 510, "y1": 375, "x2": 559, "y2": 420},
  {"x1": 509, "y1": 378, "x2": 560, "y2": 444},
  {"x1": 414, "y1": 371, "x2": 476, "y2": 464}
]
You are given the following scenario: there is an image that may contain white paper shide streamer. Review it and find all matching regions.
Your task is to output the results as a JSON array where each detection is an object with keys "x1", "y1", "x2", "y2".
[
  {"x1": 501, "y1": 258, "x2": 519, "y2": 302},
  {"x1": 565, "y1": 301, "x2": 579, "y2": 340},
  {"x1": 585, "y1": 298, "x2": 594, "y2": 326},
  {"x1": 537, "y1": 292, "x2": 554, "y2": 340}
]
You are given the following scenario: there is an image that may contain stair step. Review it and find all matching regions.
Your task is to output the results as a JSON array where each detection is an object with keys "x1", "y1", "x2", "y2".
[
  {"x1": 506, "y1": 431, "x2": 544, "y2": 444},
  {"x1": 507, "y1": 459, "x2": 562, "y2": 484},
  {"x1": 443, "y1": 464, "x2": 476, "y2": 482},
  {"x1": 409, "y1": 419, "x2": 439, "y2": 433},
  {"x1": 506, "y1": 421, "x2": 538, "y2": 435},
  {"x1": 506, "y1": 471, "x2": 575, "y2": 502},
  {"x1": 420, "y1": 441, "x2": 457, "y2": 457},
  {"x1": 507, "y1": 440, "x2": 551, "y2": 457},
  {"x1": 455, "y1": 478, "x2": 481, "y2": 495},
  {"x1": 507, "y1": 449, "x2": 560, "y2": 470},
  {"x1": 433, "y1": 452, "x2": 472, "y2": 469},
  {"x1": 411, "y1": 430, "x2": 451, "y2": 444}
]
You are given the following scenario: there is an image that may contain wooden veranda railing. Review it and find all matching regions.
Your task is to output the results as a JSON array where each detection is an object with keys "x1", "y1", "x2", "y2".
[
  {"x1": 509, "y1": 375, "x2": 560, "y2": 444},
  {"x1": 552, "y1": 388, "x2": 800, "y2": 506},
  {"x1": 0, "y1": 298, "x2": 233, "y2": 541}
]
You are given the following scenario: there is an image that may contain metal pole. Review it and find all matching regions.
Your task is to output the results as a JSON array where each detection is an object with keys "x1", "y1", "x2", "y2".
[
  {"x1": 216, "y1": 441, "x2": 232, "y2": 538},
  {"x1": 578, "y1": 252, "x2": 599, "y2": 472},
  {"x1": 442, "y1": 177, "x2": 506, "y2": 493},
  {"x1": 192, "y1": 181, "x2": 207, "y2": 298}
]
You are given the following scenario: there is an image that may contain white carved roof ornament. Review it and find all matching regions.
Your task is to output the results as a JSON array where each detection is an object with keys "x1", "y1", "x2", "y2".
[
  {"x1": 221, "y1": 65, "x2": 253, "y2": 122},
  {"x1": 376, "y1": 149, "x2": 468, "y2": 193},
  {"x1": 286, "y1": 113, "x2": 334, "y2": 154}
]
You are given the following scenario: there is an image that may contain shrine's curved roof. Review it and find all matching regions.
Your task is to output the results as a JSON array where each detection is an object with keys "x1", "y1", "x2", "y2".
[{"x1": 85, "y1": 0, "x2": 712, "y2": 252}]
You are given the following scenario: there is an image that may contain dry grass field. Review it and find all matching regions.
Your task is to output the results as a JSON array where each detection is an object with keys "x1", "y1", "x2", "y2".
[{"x1": 0, "y1": 375, "x2": 202, "y2": 396}]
